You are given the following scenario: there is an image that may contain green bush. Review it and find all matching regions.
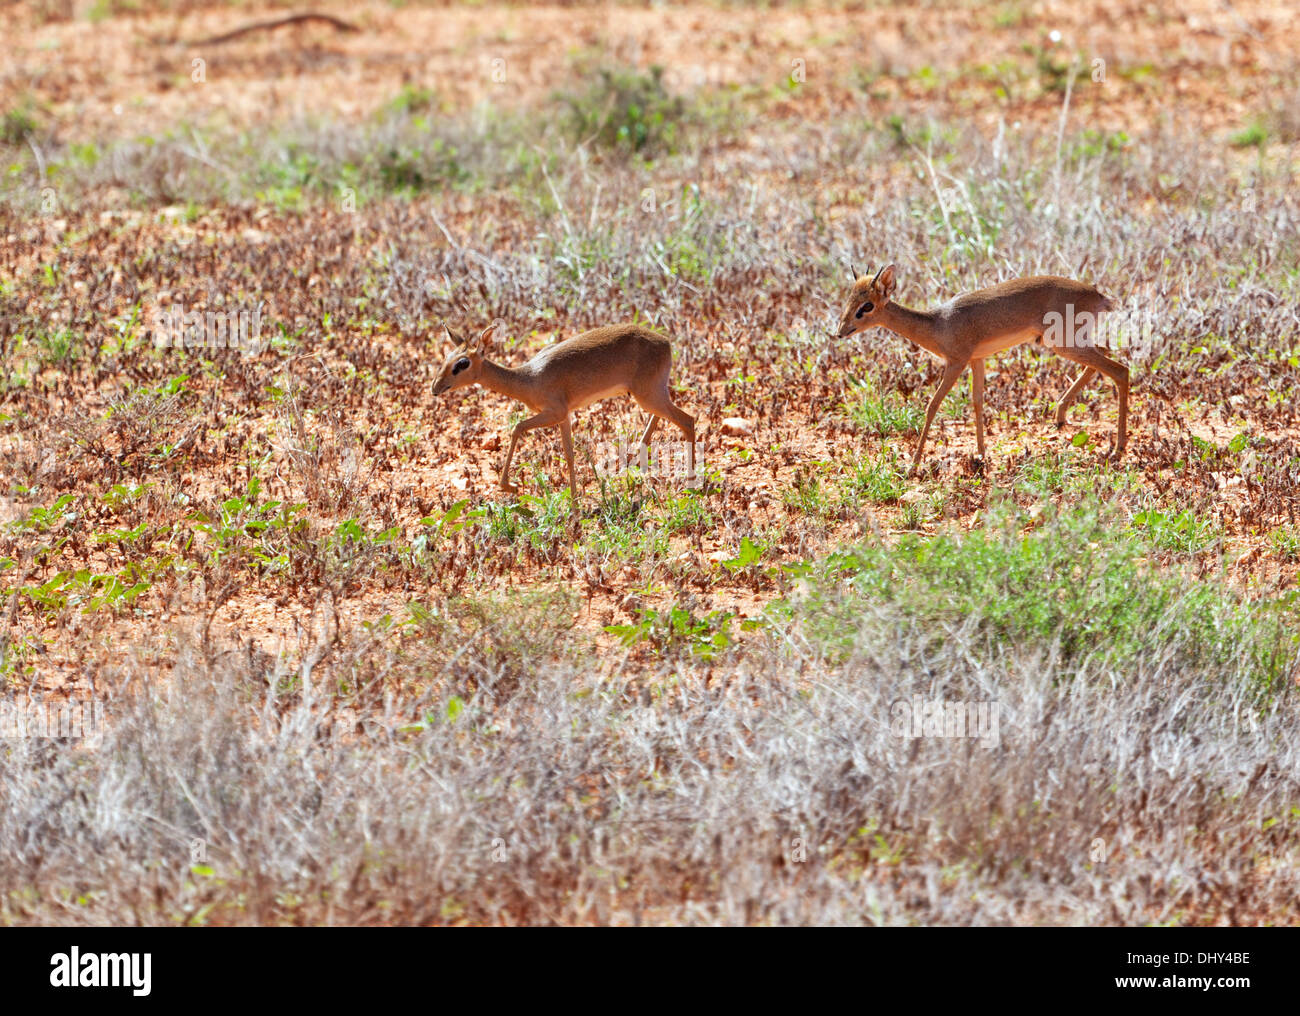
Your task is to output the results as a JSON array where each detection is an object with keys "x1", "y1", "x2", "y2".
[
  {"x1": 560, "y1": 66, "x2": 686, "y2": 155},
  {"x1": 779, "y1": 499, "x2": 1296, "y2": 690}
]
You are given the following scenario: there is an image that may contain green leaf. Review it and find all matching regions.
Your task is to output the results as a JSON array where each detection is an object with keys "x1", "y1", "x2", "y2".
[
  {"x1": 723, "y1": 536, "x2": 763, "y2": 571},
  {"x1": 441, "y1": 499, "x2": 468, "y2": 528}
]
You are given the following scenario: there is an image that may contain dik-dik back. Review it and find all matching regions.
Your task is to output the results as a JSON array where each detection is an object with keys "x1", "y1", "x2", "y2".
[
  {"x1": 939, "y1": 276, "x2": 1115, "y2": 359},
  {"x1": 525, "y1": 325, "x2": 672, "y2": 411}
]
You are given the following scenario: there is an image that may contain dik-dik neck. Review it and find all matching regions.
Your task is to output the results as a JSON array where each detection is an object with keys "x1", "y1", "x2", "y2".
[
  {"x1": 478, "y1": 358, "x2": 544, "y2": 407},
  {"x1": 877, "y1": 301, "x2": 948, "y2": 360}
]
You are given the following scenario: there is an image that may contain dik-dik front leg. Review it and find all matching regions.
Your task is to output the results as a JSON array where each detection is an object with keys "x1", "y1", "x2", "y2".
[
  {"x1": 910, "y1": 359, "x2": 968, "y2": 474},
  {"x1": 1053, "y1": 344, "x2": 1130, "y2": 457},
  {"x1": 499, "y1": 408, "x2": 563, "y2": 494},
  {"x1": 970, "y1": 359, "x2": 986, "y2": 460},
  {"x1": 558, "y1": 415, "x2": 579, "y2": 507}
]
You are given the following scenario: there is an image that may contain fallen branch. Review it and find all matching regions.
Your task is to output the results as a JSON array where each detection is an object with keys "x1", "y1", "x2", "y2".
[{"x1": 183, "y1": 12, "x2": 360, "y2": 47}]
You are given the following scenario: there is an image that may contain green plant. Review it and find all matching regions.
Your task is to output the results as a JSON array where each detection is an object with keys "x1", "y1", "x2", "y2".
[
  {"x1": 1229, "y1": 119, "x2": 1269, "y2": 149},
  {"x1": 899, "y1": 497, "x2": 929, "y2": 531},
  {"x1": 722, "y1": 536, "x2": 764, "y2": 574},
  {"x1": 190, "y1": 478, "x2": 308, "y2": 573},
  {"x1": 1, "y1": 102, "x2": 37, "y2": 145},
  {"x1": 844, "y1": 452, "x2": 907, "y2": 505},
  {"x1": 844, "y1": 375, "x2": 922, "y2": 436},
  {"x1": 560, "y1": 66, "x2": 686, "y2": 155},
  {"x1": 777, "y1": 499, "x2": 1295, "y2": 688},
  {"x1": 784, "y1": 468, "x2": 837, "y2": 520},
  {"x1": 33, "y1": 329, "x2": 80, "y2": 368},
  {"x1": 606, "y1": 604, "x2": 734, "y2": 659},
  {"x1": 1268, "y1": 527, "x2": 1300, "y2": 562},
  {"x1": 386, "y1": 84, "x2": 437, "y2": 116},
  {"x1": 663, "y1": 491, "x2": 713, "y2": 533},
  {"x1": 1130, "y1": 508, "x2": 1221, "y2": 554},
  {"x1": 469, "y1": 491, "x2": 572, "y2": 551}
]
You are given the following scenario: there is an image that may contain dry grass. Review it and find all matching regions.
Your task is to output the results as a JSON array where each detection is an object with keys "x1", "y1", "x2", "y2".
[{"x1": 2, "y1": 553, "x2": 1297, "y2": 926}]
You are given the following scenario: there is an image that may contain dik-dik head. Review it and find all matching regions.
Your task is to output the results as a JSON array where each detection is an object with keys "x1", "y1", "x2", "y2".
[
  {"x1": 432, "y1": 325, "x2": 494, "y2": 396},
  {"x1": 836, "y1": 263, "x2": 897, "y2": 339}
]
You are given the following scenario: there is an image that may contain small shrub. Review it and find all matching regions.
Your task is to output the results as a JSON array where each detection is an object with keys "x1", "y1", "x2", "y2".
[{"x1": 560, "y1": 66, "x2": 686, "y2": 155}]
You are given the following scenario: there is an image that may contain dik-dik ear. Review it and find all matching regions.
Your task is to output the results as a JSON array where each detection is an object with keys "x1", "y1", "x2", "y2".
[
  {"x1": 875, "y1": 264, "x2": 897, "y2": 300},
  {"x1": 472, "y1": 322, "x2": 498, "y2": 355},
  {"x1": 442, "y1": 323, "x2": 464, "y2": 350}
]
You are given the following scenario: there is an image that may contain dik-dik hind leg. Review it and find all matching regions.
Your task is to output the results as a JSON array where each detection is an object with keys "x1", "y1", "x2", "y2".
[
  {"x1": 911, "y1": 359, "x2": 967, "y2": 474},
  {"x1": 499, "y1": 407, "x2": 563, "y2": 494},
  {"x1": 635, "y1": 415, "x2": 661, "y2": 471},
  {"x1": 1052, "y1": 345, "x2": 1129, "y2": 455},
  {"x1": 1055, "y1": 367, "x2": 1097, "y2": 427},
  {"x1": 634, "y1": 382, "x2": 695, "y2": 478}
]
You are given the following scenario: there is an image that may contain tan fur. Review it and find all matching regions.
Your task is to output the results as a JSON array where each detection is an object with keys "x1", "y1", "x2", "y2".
[
  {"x1": 433, "y1": 323, "x2": 695, "y2": 504},
  {"x1": 836, "y1": 265, "x2": 1128, "y2": 471}
]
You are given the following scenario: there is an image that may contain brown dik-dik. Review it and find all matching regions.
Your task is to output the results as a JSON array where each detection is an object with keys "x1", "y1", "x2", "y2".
[
  {"x1": 836, "y1": 265, "x2": 1129, "y2": 472},
  {"x1": 432, "y1": 323, "x2": 695, "y2": 504}
]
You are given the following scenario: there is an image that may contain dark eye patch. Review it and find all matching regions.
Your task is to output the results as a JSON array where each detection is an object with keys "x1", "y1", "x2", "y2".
[
  {"x1": 855, "y1": 302, "x2": 874, "y2": 318},
  {"x1": 451, "y1": 357, "x2": 471, "y2": 375}
]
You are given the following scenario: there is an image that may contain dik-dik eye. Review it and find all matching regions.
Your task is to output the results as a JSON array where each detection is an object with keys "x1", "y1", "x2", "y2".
[
  {"x1": 452, "y1": 357, "x2": 471, "y2": 375},
  {"x1": 855, "y1": 302, "x2": 874, "y2": 318}
]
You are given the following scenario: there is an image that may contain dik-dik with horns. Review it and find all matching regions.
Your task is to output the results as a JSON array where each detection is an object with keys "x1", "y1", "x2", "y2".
[
  {"x1": 837, "y1": 264, "x2": 1129, "y2": 473},
  {"x1": 432, "y1": 323, "x2": 695, "y2": 506}
]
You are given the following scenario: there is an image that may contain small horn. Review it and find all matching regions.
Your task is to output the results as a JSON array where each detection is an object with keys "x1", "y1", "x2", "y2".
[
  {"x1": 871, "y1": 265, "x2": 886, "y2": 286},
  {"x1": 843, "y1": 258, "x2": 859, "y2": 281}
]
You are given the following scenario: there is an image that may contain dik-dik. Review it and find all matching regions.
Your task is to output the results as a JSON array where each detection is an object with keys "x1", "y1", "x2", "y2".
[
  {"x1": 837, "y1": 265, "x2": 1129, "y2": 472},
  {"x1": 433, "y1": 323, "x2": 695, "y2": 504}
]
